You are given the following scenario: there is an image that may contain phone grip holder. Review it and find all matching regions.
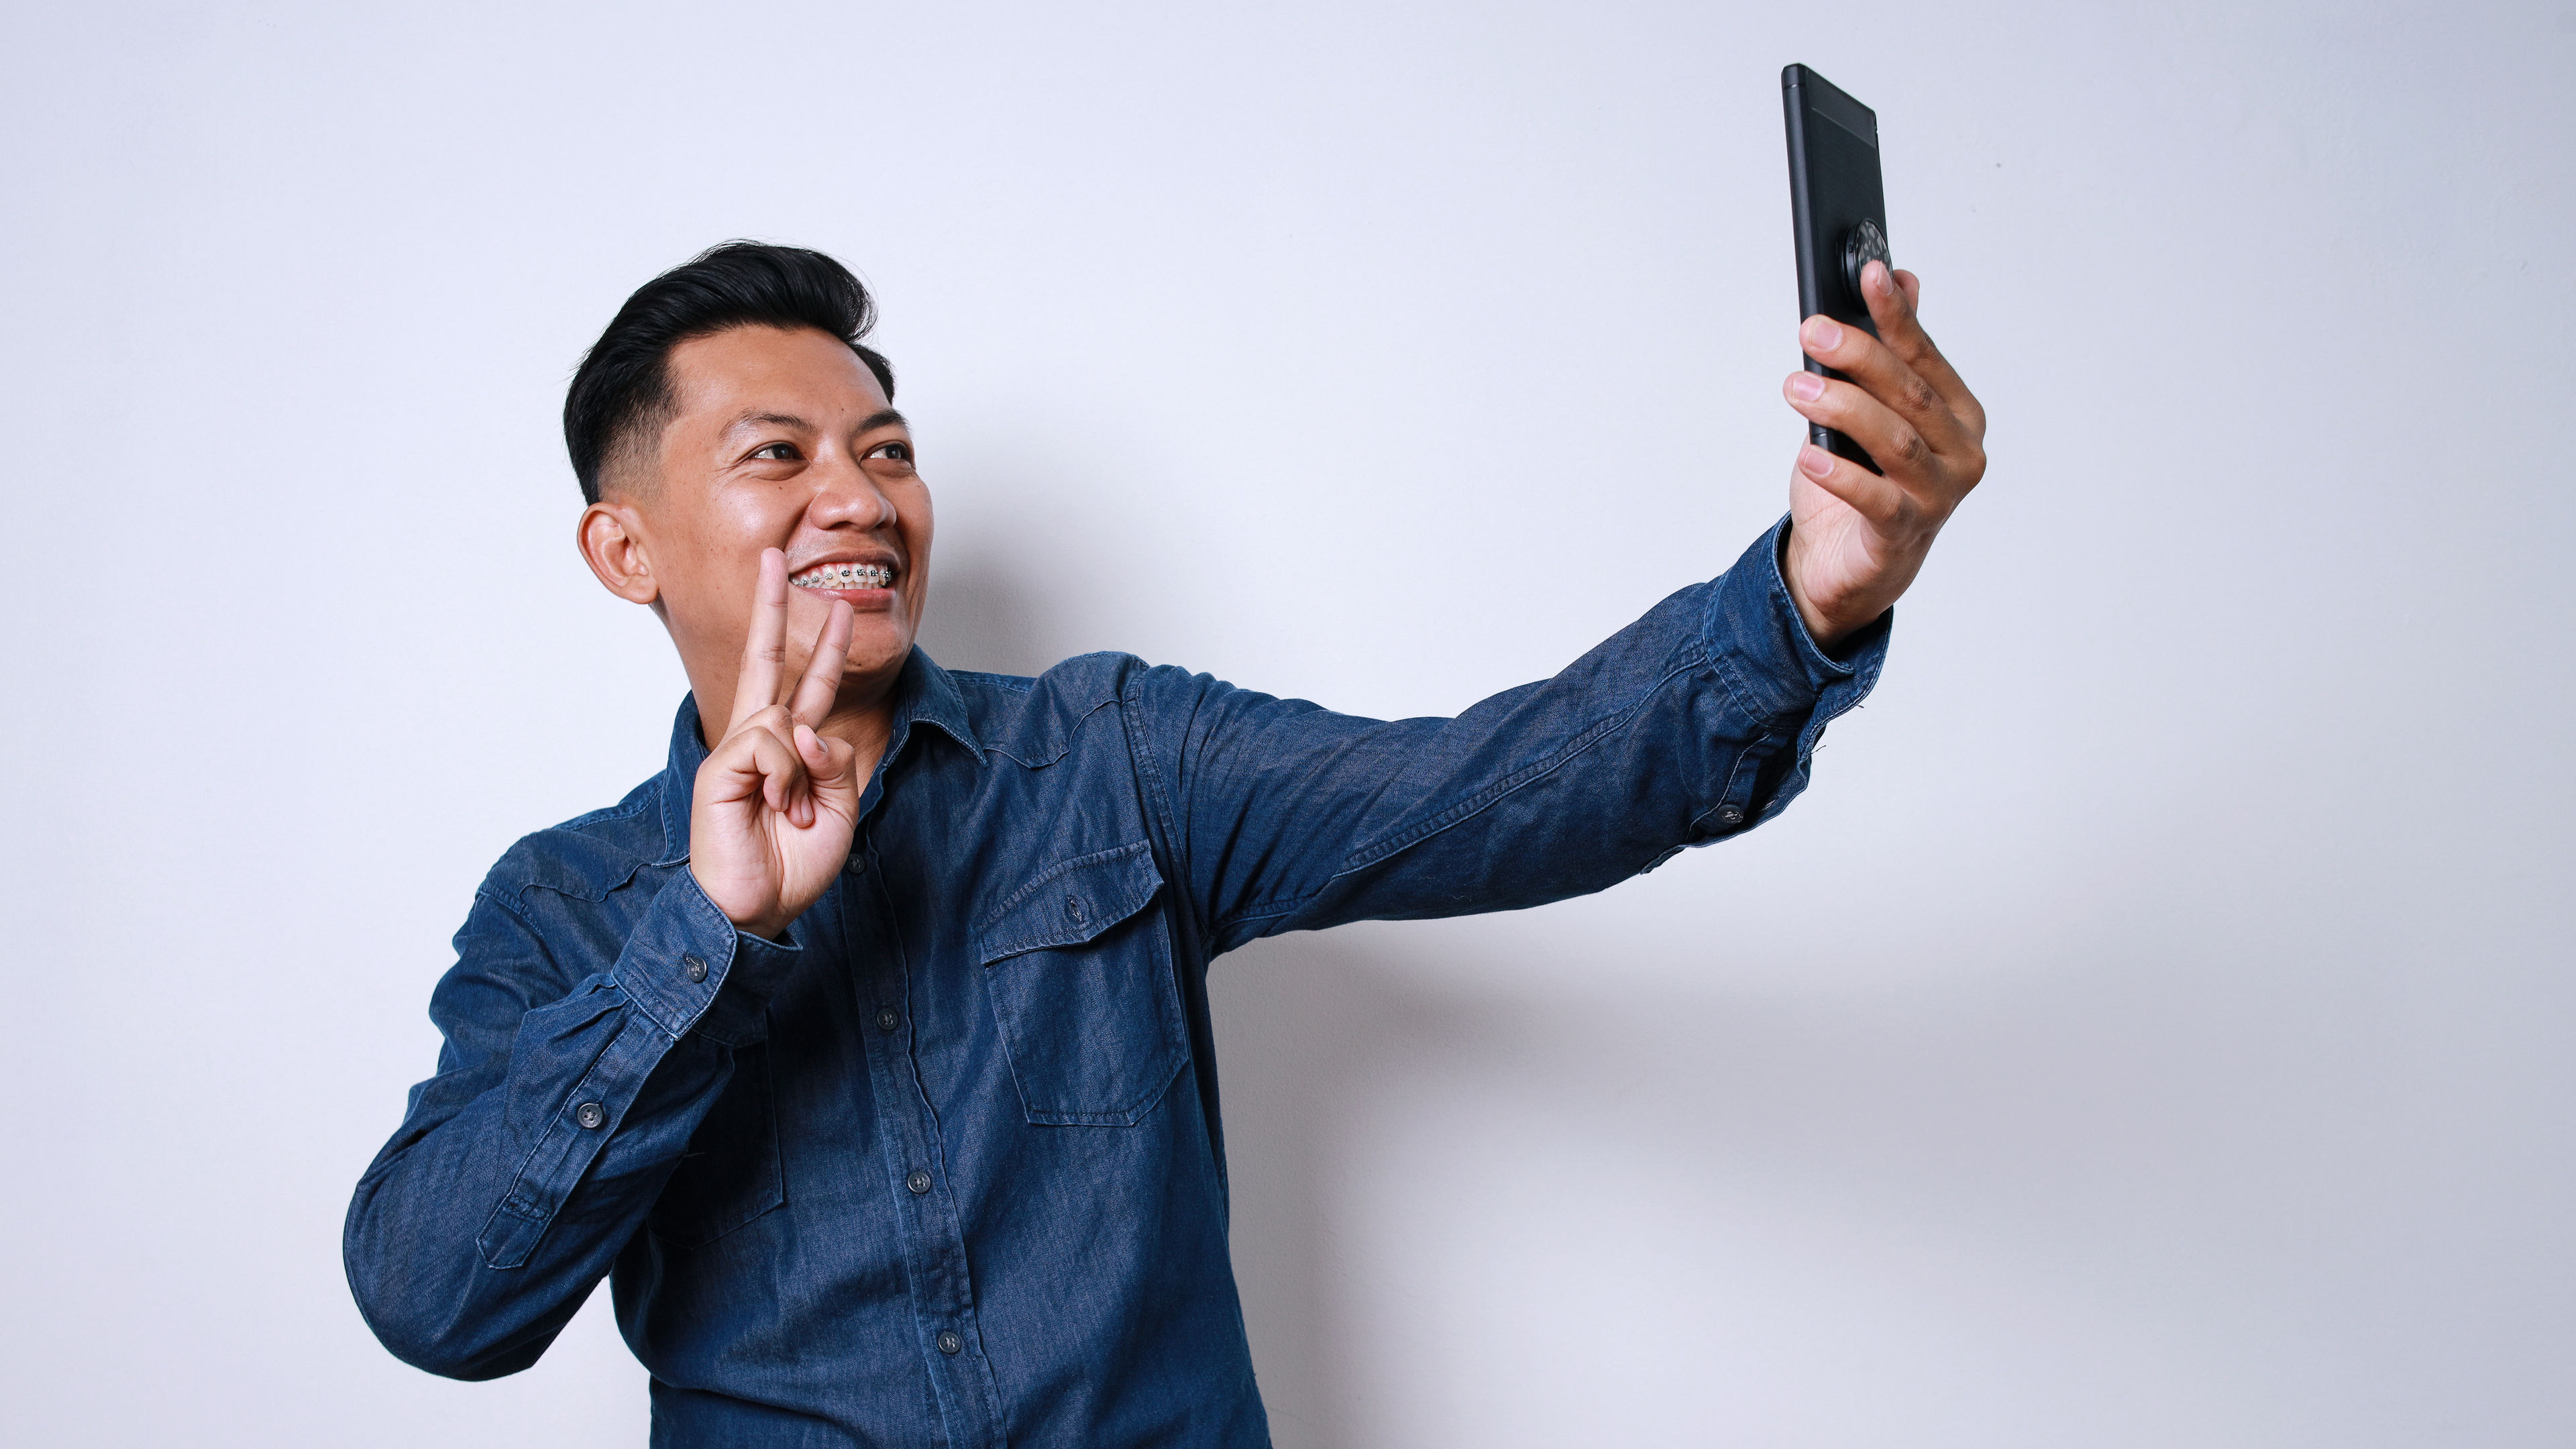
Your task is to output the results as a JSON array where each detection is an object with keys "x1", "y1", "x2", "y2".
[{"x1": 1841, "y1": 219, "x2": 1890, "y2": 304}]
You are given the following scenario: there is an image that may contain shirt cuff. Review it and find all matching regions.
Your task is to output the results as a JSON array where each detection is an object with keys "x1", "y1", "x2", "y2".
[
  {"x1": 610, "y1": 869, "x2": 804, "y2": 1047},
  {"x1": 1701, "y1": 513, "x2": 1892, "y2": 729}
]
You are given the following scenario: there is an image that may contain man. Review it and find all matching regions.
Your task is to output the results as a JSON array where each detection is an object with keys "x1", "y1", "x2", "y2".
[{"x1": 345, "y1": 241, "x2": 1984, "y2": 1445}]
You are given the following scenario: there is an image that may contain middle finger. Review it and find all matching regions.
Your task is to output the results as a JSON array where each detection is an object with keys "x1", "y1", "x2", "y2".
[{"x1": 788, "y1": 600, "x2": 855, "y2": 728}]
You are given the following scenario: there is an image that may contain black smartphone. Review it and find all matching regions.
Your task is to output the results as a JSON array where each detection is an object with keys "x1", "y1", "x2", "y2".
[{"x1": 1782, "y1": 64, "x2": 1888, "y2": 474}]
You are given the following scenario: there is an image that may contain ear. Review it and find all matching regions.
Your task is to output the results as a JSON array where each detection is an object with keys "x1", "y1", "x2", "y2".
[{"x1": 577, "y1": 500, "x2": 661, "y2": 606}]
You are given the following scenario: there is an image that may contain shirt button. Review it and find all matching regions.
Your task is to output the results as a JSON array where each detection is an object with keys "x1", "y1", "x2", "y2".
[
  {"x1": 682, "y1": 955, "x2": 708, "y2": 983},
  {"x1": 1713, "y1": 804, "x2": 1746, "y2": 827},
  {"x1": 1065, "y1": 895, "x2": 1085, "y2": 921},
  {"x1": 876, "y1": 1007, "x2": 901, "y2": 1032},
  {"x1": 936, "y1": 1330, "x2": 963, "y2": 1356},
  {"x1": 574, "y1": 1102, "x2": 606, "y2": 1130},
  {"x1": 906, "y1": 1170, "x2": 932, "y2": 1195}
]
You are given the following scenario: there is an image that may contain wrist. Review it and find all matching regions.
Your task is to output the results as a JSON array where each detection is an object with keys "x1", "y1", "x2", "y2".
[
  {"x1": 688, "y1": 860, "x2": 791, "y2": 942},
  {"x1": 1779, "y1": 519, "x2": 1922, "y2": 651},
  {"x1": 1779, "y1": 527, "x2": 1858, "y2": 650}
]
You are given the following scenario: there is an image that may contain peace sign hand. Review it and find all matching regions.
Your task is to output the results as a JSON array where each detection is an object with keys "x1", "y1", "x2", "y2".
[{"x1": 688, "y1": 549, "x2": 861, "y2": 941}]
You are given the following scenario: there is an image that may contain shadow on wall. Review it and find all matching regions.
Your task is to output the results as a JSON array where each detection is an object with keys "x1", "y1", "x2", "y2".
[{"x1": 1206, "y1": 938, "x2": 1474, "y2": 1449}]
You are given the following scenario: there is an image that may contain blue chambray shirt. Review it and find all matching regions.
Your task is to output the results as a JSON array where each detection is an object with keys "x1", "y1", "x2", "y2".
[{"x1": 345, "y1": 520, "x2": 1888, "y2": 1446}]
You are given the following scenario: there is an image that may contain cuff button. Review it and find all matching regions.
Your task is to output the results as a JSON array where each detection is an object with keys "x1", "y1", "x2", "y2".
[
  {"x1": 1713, "y1": 804, "x2": 1746, "y2": 828},
  {"x1": 682, "y1": 955, "x2": 708, "y2": 983}
]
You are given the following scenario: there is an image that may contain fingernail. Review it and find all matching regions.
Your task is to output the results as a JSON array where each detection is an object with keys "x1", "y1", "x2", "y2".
[
  {"x1": 1799, "y1": 444, "x2": 1835, "y2": 477},
  {"x1": 1788, "y1": 372, "x2": 1825, "y2": 401},
  {"x1": 1804, "y1": 317, "x2": 1843, "y2": 352}
]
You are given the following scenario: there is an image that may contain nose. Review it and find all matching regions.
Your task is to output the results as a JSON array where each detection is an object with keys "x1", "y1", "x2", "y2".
[{"x1": 805, "y1": 453, "x2": 896, "y2": 533}]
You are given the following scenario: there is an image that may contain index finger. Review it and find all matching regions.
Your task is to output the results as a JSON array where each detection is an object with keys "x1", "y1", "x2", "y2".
[{"x1": 731, "y1": 548, "x2": 791, "y2": 731}]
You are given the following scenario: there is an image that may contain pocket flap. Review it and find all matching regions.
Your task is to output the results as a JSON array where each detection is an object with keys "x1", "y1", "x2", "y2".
[{"x1": 977, "y1": 842, "x2": 1164, "y2": 963}]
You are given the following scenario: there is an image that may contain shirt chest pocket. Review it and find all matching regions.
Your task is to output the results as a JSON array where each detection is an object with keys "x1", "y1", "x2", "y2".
[{"x1": 976, "y1": 841, "x2": 1189, "y2": 1127}]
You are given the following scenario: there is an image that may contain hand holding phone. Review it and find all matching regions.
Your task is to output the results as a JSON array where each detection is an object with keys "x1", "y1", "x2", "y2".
[{"x1": 1774, "y1": 64, "x2": 1988, "y2": 648}]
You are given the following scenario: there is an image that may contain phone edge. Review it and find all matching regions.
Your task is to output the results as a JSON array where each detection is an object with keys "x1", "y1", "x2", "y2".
[{"x1": 1782, "y1": 65, "x2": 1837, "y2": 457}]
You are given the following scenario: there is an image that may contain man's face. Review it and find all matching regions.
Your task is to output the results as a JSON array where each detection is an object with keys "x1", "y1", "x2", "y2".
[{"x1": 589, "y1": 324, "x2": 931, "y2": 722}]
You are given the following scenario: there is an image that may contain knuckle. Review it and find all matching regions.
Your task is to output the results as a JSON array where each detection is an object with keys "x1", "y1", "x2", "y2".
[
  {"x1": 1896, "y1": 376, "x2": 1939, "y2": 417},
  {"x1": 1887, "y1": 427, "x2": 1931, "y2": 468}
]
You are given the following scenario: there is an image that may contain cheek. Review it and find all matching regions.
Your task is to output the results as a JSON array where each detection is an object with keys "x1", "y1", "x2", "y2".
[{"x1": 900, "y1": 494, "x2": 934, "y2": 597}]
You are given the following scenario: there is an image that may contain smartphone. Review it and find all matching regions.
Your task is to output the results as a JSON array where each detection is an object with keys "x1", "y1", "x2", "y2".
[{"x1": 1782, "y1": 64, "x2": 1889, "y2": 474}]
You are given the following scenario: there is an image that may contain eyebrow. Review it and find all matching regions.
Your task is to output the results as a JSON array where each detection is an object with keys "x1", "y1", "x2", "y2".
[{"x1": 725, "y1": 407, "x2": 908, "y2": 437}]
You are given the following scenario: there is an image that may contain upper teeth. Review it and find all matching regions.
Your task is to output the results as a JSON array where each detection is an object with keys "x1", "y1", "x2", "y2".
[{"x1": 792, "y1": 562, "x2": 893, "y2": 590}]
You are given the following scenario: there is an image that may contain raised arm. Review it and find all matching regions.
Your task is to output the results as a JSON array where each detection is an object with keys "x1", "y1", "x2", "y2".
[
  {"x1": 1138, "y1": 264, "x2": 1980, "y2": 953},
  {"x1": 1135, "y1": 518, "x2": 1885, "y2": 955}
]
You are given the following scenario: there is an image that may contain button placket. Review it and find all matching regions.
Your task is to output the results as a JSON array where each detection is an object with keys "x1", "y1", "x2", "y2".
[{"x1": 843, "y1": 846, "x2": 1006, "y2": 1439}]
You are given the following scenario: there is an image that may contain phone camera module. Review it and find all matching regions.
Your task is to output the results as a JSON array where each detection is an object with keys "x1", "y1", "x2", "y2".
[{"x1": 1841, "y1": 219, "x2": 1890, "y2": 302}]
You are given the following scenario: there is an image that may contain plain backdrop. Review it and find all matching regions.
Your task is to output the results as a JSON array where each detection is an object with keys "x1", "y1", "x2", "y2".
[{"x1": 3, "y1": 1, "x2": 2572, "y2": 1445}]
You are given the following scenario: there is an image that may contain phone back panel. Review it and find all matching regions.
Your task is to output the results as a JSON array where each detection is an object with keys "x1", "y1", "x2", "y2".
[{"x1": 1783, "y1": 64, "x2": 1888, "y2": 469}]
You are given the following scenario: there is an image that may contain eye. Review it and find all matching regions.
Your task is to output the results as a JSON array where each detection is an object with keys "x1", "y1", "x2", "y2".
[
  {"x1": 750, "y1": 441, "x2": 801, "y2": 462},
  {"x1": 867, "y1": 440, "x2": 913, "y2": 463}
]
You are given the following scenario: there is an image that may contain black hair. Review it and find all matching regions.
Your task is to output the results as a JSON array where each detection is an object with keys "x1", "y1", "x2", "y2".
[{"x1": 563, "y1": 241, "x2": 896, "y2": 504}]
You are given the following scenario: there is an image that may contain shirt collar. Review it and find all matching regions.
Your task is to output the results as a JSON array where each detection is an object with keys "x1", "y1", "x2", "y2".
[{"x1": 654, "y1": 646, "x2": 982, "y2": 865}]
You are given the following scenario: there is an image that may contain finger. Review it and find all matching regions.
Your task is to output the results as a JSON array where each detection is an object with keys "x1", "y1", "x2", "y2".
[
  {"x1": 1860, "y1": 262, "x2": 1984, "y2": 437},
  {"x1": 1799, "y1": 310, "x2": 1970, "y2": 463},
  {"x1": 798, "y1": 724, "x2": 864, "y2": 814},
  {"x1": 730, "y1": 548, "x2": 792, "y2": 731},
  {"x1": 786, "y1": 600, "x2": 853, "y2": 728},
  {"x1": 736, "y1": 704, "x2": 812, "y2": 820},
  {"x1": 1794, "y1": 443, "x2": 1909, "y2": 528},
  {"x1": 1783, "y1": 369, "x2": 1942, "y2": 500},
  {"x1": 706, "y1": 718, "x2": 810, "y2": 816}
]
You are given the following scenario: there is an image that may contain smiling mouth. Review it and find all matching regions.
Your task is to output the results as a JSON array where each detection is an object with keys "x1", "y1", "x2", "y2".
[{"x1": 789, "y1": 561, "x2": 896, "y2": 591}]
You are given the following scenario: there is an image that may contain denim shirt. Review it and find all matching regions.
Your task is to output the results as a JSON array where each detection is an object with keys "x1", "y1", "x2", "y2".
[{"x1": 345, "y1": 520, "x2": 1888, "y2": 1446}]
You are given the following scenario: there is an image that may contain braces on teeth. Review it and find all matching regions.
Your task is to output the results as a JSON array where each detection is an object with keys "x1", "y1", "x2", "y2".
[{"x1": 794, "y1": 563, "x2": 894, "y2": 590}]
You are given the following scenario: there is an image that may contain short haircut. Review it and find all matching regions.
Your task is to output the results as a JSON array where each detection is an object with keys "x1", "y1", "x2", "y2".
[{"x1": 562, "y1": 241, "x2": 896, "y2": 504}]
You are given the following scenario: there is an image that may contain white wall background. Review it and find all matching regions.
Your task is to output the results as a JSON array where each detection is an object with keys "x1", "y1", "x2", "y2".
[{"x1": 3, "y1": 1, "x2": 2571, "y2": 1444}]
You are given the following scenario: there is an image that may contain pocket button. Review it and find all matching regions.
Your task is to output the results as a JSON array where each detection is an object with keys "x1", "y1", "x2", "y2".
[{"x1": 1065, "y1": 895, "x2": 1085, "y2": 921}]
